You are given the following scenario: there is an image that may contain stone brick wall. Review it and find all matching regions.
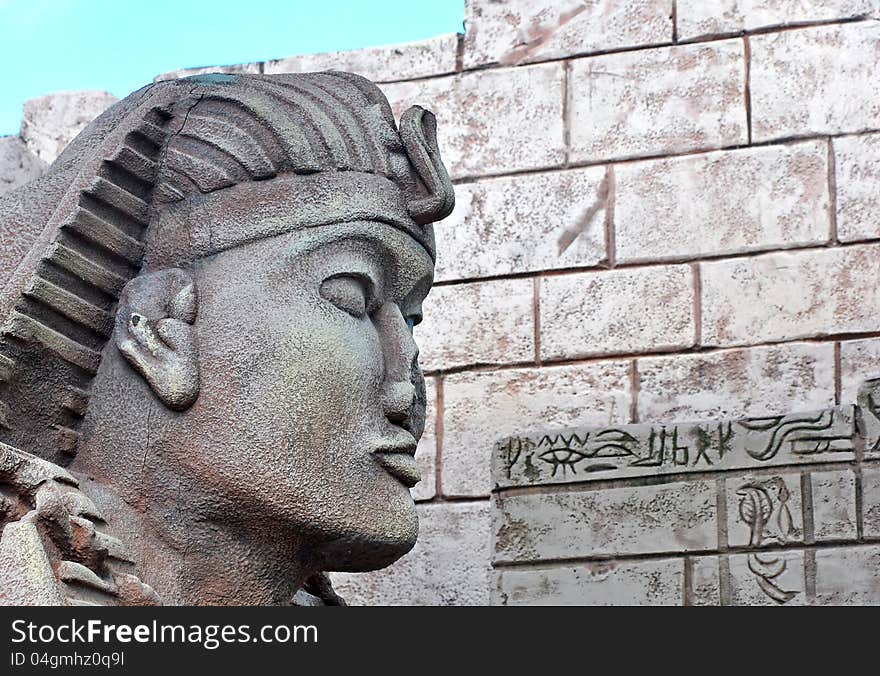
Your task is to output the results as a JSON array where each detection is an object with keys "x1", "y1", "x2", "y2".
[
  {"x1": 2, "y1": 0, "x2": 880, "y2": 604},
  {"x1": 490, "y1": 389, "x2": 880, "y2": 604}
]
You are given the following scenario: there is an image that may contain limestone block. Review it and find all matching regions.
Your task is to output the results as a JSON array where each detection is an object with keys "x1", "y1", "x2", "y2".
[
  {"x1": 442, "y1": 362, "x2": 631, "y2": 497},
  {"x1": 726, "y1": 473, "x2": 804, "y2": 547},
  {"x1": 614, "y1": 141, "x2": 830, "y2": 263},
  {"x1": 839, "y1": 337, "x2": 880, "y2": 406},
  {"x1": 539, "y1": 265, "x2": 694, "y2": 360},
  {"x1": 569, "y1": 40, "x2": 746, "y2": 164},
  {"x1": 412, "y1": 378, "x2": 437, "y2": 502},
  {"x1": 701, "y1": 244, "x2": 880, "y2": 347},
  {"x1": 380, "y1": 63, "x2": 565, "y2": 179},
  {"x1": 728, "y1": 549, "x2": 806, "y2": 605},
  {"x1": 330, "y1": 501, "x2": 491, "y2": 605},
  {"x1": 495, "y1": 406, "x2": 854, "y2": 489},
  {"x1": 840, "y1": 346, "x2": 880, "y2": 459},
  {"x1": 814, "y1": 545, "x2": 880, "y2": 604},
  {"x1": 857, "y1": 377, "x2": 880, "y2": 461},
  {"x1": 153, "y1": 62, "x2": 261, "y2": 83},
  {"x1": 811, "y1": 469, "x2": 858, "y2": 541},
  {"x1": 691, "y1": 550, "x2": 821, "y2": 606},
  {"x1": 493, "y1": 480, "x2": 718, "y2": 563},
  {"x1": 0, "y1": 136, "x2": 45, "y2": 197},
  {"x1": 494, "y1": 558, "x2": 683, "y2": 606},
  {"x1": 435, "y1": 166, "x2": 607, "y2": 283},
  {"x1": 417, "y1": 278, "x2": 534, "y2": 372},
  {"x1": 21, "y1": 91, "x2": 118, "y2": 165},
  {"x1": 833, "y1": 132, "x2": 880, "y2": 242},
  {"x1": 751, "y1": 22, "x2": 880, "y2": 142},
  {"x1": 690, "y1": 556, "x2": 721, "y2": 605},
  {"x1": 637, "y1": 342, "x2": 835, "y2": 422},
  {"x1": 677, "y1": 0, "x2": 879, "y2": 39},
  {"x1": 462, "y1": 0, "x2": 673, "y2": 68},
  {"x1": 693, "y1": 552, "x2": 807, "y2": 605},
  {"x1": 862, "y1": 465, "x2": 880, "y2": 538},
  {"x1": 264, "y1": 34, "x2": 458, "y2": 82}
]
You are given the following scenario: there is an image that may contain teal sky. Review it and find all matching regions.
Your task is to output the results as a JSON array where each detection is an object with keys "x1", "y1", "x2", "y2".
[{"x1": 0, "y1": 0, "x2": 464, "y2": 136}]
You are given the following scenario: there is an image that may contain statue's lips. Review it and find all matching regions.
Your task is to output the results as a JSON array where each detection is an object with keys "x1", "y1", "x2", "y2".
[{"x1": 371, "y1": 438, "x2": 420, "y2": 488}]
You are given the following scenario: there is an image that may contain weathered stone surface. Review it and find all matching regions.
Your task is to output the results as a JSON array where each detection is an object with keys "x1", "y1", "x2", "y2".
[
  {"x1": 380, "y1": 63, "x2": 565, "y2": 179},
  {"x1": 13, "y1": 6, "x2": 880, "y2": 608},
  {"x1": 0, "y1": 136, "x2": 45, "y2": 197},
  {"x1": 21, "y1": 91, "x2": 118, "y2": 165},
  {"x1": 614, "y1": 141, "x2": 830, "y2": 263},
  {"x1": 0, "y1": 520, "x2": 66, "y2": 606},
  {"x1": 493, "y1": 381, "x2": 880, "y2": 605},
  {"x1": 811, "y1": 469, "x2": 857, "y2": 541},
  {"x1": 862, "y1": 465, "x2": 880, "y2": 538},
  {"x1": 494, "y1": 558, "x2": 683, "y2": 606},
  {"x1": 840, "y1": 338, "x2": 880, "y2": 406},
  {"x1": 728, "y1": 549, "x2": 806, "y2": 605},
  {"x1": 412, "y1": 378, "x2": 437, "y2": 502},
  {"x1": 696, "y1": 551, "x2": 808, "y2": 606},
  {"x1": 677, "y1": 0, "x2": 879, "y2": 39},
  {"x1": 494, "y1": 480, "x2": 717, "y2": 563},
  {"x1": 690, "y1": 556, "x2": 720, "y2": 605},
  {"x1": 264, "y1": 34, "x2": 458, "y2": 82},
  {"x1": 462, "y1": 0, "x2": 673, "y2": 68},
  {"x1": 833, "y1": 132, "x2": 880, "y2": 242},
  {"x1": 750, "y1": 22, "x2": 880, "y2": 142},
  {"x1": 435, "y1": 166, "x2": 607, "y2": 283},
  {"x1": 727, "y1": 472, "x2": 803, "y2": 547},
  {"x1": 153, "y1": 62, "x2": 261, "y2": 83},
  {"x1": 443, "y1": 362, "x2": 631, "y2": 497},
  {"x1": 331, "y1": 501, "x2": 491, "y2": 605},
  {"x1": 701, "y1": 245, "x2": 880, "y2": 347},
  {"x1": 540, "y1": 265, "x2": 694, "y2": 360},
  {"x1": 569, "y1": 40, "x2": 746, "y2": 164},
  {"x1": 495, "y1": 405, "x2": 855, "y2": 489},
  {"x1": 417, "y1": 278, "x2": 535, "y2": 372},
  {"x1": 698, "y1": 547, "x2": 880, "y2": 605},
  {"x1": 0, "y1": 73, "x2": 456, "y2": 606},
  {"x1": 857, "y1": 377, "x2": 880, "y2": 461},
  {"x1": 814, "y1": 545, "x2": 880, "y2": 604},
  {"x1": 637, "y1": 342, "x2": 835, "y2": 422}
]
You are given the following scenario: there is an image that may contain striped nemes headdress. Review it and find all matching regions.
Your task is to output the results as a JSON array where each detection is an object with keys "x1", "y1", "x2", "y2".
[{"x1": 0, "y1": 72, "x2": 454, "y2": 464}]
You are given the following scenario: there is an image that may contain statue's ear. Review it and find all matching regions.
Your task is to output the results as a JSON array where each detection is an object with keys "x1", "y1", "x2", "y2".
[{"x1": 114, "y1": 268, "x2": 199, "y2": 411}]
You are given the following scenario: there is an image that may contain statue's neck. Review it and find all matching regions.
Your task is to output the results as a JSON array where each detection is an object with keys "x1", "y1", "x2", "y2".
[{"x1": 71, "y1": 467, "x2": 310, "y2": 606}]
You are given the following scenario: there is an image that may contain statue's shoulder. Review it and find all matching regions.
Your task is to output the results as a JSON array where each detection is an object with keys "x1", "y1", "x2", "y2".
[{"x1": 0, "y1": 442, "x2": 159, "y2": 606}]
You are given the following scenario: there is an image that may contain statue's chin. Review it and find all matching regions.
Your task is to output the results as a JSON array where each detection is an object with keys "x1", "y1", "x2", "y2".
[{"x1": 320, "y1": 506, "x2": 419, "y2": 573}]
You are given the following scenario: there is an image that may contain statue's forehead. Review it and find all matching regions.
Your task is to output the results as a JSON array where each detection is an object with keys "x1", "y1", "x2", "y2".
[
  {"x1": 178, "y1": 218, "x2": 434, "y2": 305},
  {"x1": 145, "y1": 172, "x2": 435, "y2": 270}
]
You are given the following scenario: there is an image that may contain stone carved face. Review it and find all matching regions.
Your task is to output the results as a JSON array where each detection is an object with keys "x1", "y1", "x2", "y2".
[
  {"x1": 80, "y1": 178, "x2": 435, "y2": 578},
  {"x1": 171, "y1": 201, "x2": 432, "y2": 571},
  {"x1": 0, "y1": 73, "x2": 453, "y2": 604}
]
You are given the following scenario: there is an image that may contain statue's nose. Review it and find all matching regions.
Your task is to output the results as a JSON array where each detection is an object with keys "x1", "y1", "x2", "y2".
[
  {"x1": 382, "y1": 381, "x2": 416, "y2": 426},
  {"x1": 374, "y1": 302, "x2": 419, "y2": 428}
]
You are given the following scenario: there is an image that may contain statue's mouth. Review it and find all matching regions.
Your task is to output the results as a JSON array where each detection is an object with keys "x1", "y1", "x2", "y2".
[{"x1": 371, "y1": 436, "x2": 420, "y2": 488}]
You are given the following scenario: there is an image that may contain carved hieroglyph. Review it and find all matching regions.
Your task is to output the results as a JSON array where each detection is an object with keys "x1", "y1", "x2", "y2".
[
  {"x1": 0, "y1": 72, "x2": 453, "y2": 605},
  {"x1": 497, "y1": 405, "x2": 860, "y2": 487},
  {"x1": 492, "y1": 379, "x2": 880, "y2": 606}
]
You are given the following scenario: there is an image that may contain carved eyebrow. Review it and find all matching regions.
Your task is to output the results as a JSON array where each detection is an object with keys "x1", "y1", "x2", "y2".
[
  {"x1": 282, "y1": 226, "x2": 430, "y2": 302},
  {"x1": 319, "y1": 245, "x2": 386, "y2": 300}
]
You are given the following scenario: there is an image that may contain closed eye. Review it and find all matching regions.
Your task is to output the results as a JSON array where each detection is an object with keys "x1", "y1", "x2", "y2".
[{"x1": 320, "y1": 275, "x2": 374, "y2": 318}]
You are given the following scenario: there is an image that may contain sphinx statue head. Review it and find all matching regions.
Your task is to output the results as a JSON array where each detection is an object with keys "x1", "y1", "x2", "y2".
[{"x1": 0, "y1": 72, "x2": 454, "y2": 605}]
